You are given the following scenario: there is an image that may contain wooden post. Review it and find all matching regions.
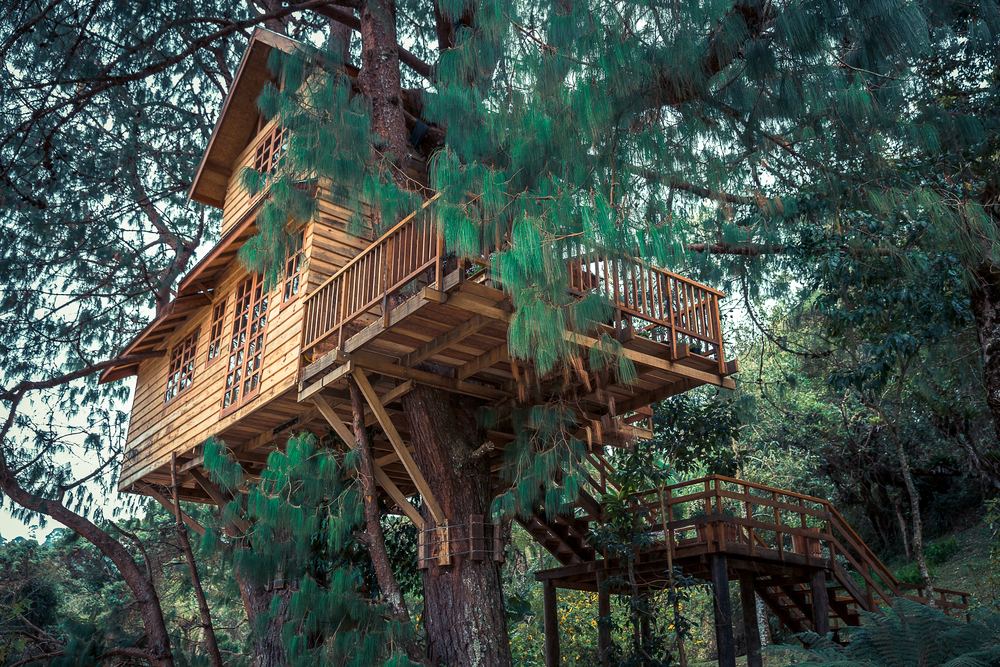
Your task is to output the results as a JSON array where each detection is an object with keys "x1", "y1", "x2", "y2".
[
  {"x1": 811, "y1": 569, "x2": 830, "y2": 637},
  {"x1": 543, "y1": 581, "x2": 560, "y2": 667},
  {"x1": 709, "y1": 553, "x2": 736, "y2": 667},
  {"x1": 597, "y1": 570, "x2": 611, "y2": 667},
  {"x1": 739, "y1": 572, "x2": 762, "y2": 667}
]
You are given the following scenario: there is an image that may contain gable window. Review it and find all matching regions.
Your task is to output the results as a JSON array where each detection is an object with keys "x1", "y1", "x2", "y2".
[
  {"x1": 165, "y1": 331, "x2": 199, "y2": 403},
  {"x1": 206, "y1": 299, "x2": 227, "y2": 366},
  {"x1": 253, "y1": 124, "x2": 287, "y2": 176},
  {"x1": 283, "y1": 231, "x2": 304, "y2": 304},
  {"x1": 221, "y1": 274, "x2": 270, "y2": 413}
]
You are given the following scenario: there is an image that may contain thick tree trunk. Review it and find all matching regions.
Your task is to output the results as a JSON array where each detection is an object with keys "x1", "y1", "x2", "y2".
[
  {"x1": 970, "y1": 263, "x2": 1000, "y2": 444},
  {"x1": 358, "y1": 0, "x2": 408, "y2": 175},
  {"x1": 236, "y1": 570, "x2": 288, "y2": 667},
  {"x1": 402, "y1": 384, "x2": 513, "y2": 667}
]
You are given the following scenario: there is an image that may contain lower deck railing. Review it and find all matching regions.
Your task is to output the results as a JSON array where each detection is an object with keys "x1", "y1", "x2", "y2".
[{"x1": 619, "y1": 475, "x2": 969, "y2": 617}]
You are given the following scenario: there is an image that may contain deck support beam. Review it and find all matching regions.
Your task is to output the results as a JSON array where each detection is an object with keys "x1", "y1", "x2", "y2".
[
  {"x1": 543, "y1": 581, "x2": 560, "y2": 667},
  {"x1": 312, "y1": 394, "x2": 424, "y2": 528},
  {"x1": 739, "y1": 571, "x2": 763, "y2": 667},
  {"x1": 350, "y1": 368, "x2": 445, "y2": 524},
  {"x1": 811, "y1": 569, "x2": 830, "y2": 637},
  {"x1": 597, "y1": 570, "x2": 612, "y2": 667},
  {"x1": 709, "y1": 553, "x2": 736, "y2": 667}
]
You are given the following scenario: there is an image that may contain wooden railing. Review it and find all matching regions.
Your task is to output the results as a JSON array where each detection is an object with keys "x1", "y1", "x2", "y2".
[
  {"x1": 621, "y1": 475, "x2": 969, "y2": 618},
  {"x1": 567, "y1": 249, "x2": 727, "y2": 373},
  {"x1": 302, "y1": 200, "x2": 728, "y2": 370},
  {"x1": 302, "y1": 197, "x2": 443, "y2": 352}
]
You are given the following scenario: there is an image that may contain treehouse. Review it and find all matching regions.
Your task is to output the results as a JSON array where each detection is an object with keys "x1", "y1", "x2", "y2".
[{"x1": 100, "y1": 28, "x2": 963, "y2": 667}]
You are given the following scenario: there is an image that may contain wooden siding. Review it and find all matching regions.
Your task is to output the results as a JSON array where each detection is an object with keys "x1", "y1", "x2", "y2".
[{"x1": 119, "y1": 206, "x2": 372, "y2": 490}]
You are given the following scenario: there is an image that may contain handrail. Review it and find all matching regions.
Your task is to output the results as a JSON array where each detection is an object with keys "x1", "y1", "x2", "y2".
[
  {"x1": 567, "y1": 247, "x2": 727, "y2": 373},
  {"x1": 611, "y1": 474, "x2": 968, "y2": 617},
  {"x1": 302, "y1": 194, "x2": 442, "y2": 352}
]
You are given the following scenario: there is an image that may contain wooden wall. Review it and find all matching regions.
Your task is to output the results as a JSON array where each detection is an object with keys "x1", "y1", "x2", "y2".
[{"x1": 119, "y1": 187, "x2": 374, "y2": 490}]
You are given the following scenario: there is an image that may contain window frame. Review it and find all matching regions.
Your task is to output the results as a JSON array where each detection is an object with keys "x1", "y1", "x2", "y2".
[
  {"x1": 220, "y1": 273, "x2": 271, "y2": 418},
  {"x1": 205, "y1": 298, "x2": 228, "y2": 369},
  {"x1": 280, "y1": 230, "x2": 305, "y2": 311},
  {"x1": 164, "y1": 330, "x2": 199, "y2": 404}
]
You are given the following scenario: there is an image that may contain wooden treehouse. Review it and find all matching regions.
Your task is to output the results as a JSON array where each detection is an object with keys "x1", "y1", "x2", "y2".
[{"x1": 100, "y1": 28, "x2": 967, "y2": 667}]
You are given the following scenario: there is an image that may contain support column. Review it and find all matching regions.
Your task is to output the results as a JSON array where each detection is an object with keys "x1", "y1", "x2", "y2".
[
  {"x1": 709, "y1": 553, "x2": 736, "y2": 667},
  {"x1": 811, "y1": 569, "x2": 830, "y2": 637},
  {"x1": 597, "y1": 571, "x2": 611, "y2": 667},
  {"x1": 738, "y1": 572, "x2": 762, "y2": 667},
  {"x1": 543, "y1": 581, "x2": 560, "y2": 667}
]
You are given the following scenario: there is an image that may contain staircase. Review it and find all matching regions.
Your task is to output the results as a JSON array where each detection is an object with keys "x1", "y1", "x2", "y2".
[{"x1": 529, "y1": 471, "x2": 971, "y2": 633}]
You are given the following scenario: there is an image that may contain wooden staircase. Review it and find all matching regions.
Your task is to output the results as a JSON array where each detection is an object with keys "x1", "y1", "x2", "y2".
[{"x1": 531, "y1": 471, "x2": 971, "y2": 640}]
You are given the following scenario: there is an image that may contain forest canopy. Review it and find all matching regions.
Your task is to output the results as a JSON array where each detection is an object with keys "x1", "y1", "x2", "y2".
[{"x1": 2, "y1": 0, "x2": 1000, "y2": 665}]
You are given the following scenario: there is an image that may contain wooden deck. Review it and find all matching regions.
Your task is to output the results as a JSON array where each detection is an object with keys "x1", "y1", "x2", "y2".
[{"x1": 532, "y1": 475, "x2": 970, "y2": 651}]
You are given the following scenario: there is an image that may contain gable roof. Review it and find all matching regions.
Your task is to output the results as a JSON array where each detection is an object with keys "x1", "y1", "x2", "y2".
[{"x1": 188, "y1": 28, "x2": 302, "y2": 208}]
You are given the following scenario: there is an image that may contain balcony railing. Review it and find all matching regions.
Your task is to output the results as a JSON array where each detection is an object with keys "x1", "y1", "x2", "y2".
[
  {"x1": 302, "y1": 198, "x2": 442, "y2": 352},
  {"x1": 302, "y1": 203, "x2": 728, "y2": 371},
  {"x1": 568, "y1": 249, "x2": 726, "y2": 372},
  {"x1": 623, "y1": 475, "x2": 970, "y2": 618}
]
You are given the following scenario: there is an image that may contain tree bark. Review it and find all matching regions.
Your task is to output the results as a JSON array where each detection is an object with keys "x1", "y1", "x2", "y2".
[
  {"x1": 970, "y1": 263, "x2": 1000, "y2": 444},
  {"x1": 893, "y1": 433, "x2": 935, "y2": 605},
  {"x1": 171, "y1": 455, "x2": 222, "y2": 667},
  {"x1": 236, "y1": 570, "x2": 288, "y2": 667},
  {"x1": 358, "y1": 0, "x2": 408, "y2": 177},
  {"x1": 402, "y1": 384, "x2": 513, "y2": 667},
  {"x1": 893, "y1": 496, "x2": 912, "y2": 560}
]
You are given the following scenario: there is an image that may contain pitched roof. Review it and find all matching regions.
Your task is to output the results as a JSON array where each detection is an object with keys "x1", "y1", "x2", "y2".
[{"x1": 188, "y1": 28, "x2": 301, "y2": 208}]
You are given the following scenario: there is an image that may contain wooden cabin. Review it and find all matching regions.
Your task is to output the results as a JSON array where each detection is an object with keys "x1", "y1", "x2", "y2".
[
  {"x1": 102, "y1": 27, "x2": 738, "y2": 511},
  {"x1": 99, "y1": 29, "x2": 966, "y2": 667}
]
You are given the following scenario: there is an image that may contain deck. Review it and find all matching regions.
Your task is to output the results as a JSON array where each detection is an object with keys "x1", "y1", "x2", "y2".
[{"x1": 532, "y1": 474, "x2": 969, "y2": 663}]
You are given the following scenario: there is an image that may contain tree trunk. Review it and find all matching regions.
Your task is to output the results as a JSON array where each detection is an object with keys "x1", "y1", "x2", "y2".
[
  {"x1": 358, "y1": 0, "x2": 408, "y2": 176},
  {"x1": 970, "y1": 263, "x2": 1000, "y2": 444},
  {"x1": 894, "y1": 435, "x2": 935, "y2": 605},
  {"x1": 0, "y1": 449, "x2": 174, "y2": 666},
  {"x1": 402, "y1": 384, "x2": 513, "y2": 667},
  {"x1": 171, "y1": 455, "x2": 223, "y2": 667},
  {"x1": 236, "y1": 570, "x2": 288, "y2": 667},
  {"x1": 893, "y1": 496, "x2": 912, "y2": 560}
]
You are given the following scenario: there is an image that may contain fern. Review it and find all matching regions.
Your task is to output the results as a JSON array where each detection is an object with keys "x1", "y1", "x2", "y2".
[{"x1": 776, "y1": 599, "x2": 1000, "y2": 667}]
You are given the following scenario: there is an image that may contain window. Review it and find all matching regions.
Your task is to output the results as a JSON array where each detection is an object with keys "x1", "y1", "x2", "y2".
[
  {"x1": 253, "y1": 124, "x2": 287, "y2": 175},
  {"x1": 165, "y1": 331, "x2": 199, "y2": 403},
  {"x1": 221, "y1": 274, "x2": 270, "y2": 412},
  {"x1": 206, "y1": 299, "x2": 227, "y2": 366},
  {"x1": 283, "y1": 231, "x2": 304, "y2": 303}
]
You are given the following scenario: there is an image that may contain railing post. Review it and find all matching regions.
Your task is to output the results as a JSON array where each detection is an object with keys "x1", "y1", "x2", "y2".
[
  {"x1": 713, "y1": 295, "x2": 726, "y2": 374},
  {"x1": 435, "y1": 232, "x2": 444, "y2": 291}
]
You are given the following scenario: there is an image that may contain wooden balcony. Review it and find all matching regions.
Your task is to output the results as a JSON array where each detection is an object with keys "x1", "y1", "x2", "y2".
[{"x1": 300, "y1": 200, "x2": 732, "y2": 380}]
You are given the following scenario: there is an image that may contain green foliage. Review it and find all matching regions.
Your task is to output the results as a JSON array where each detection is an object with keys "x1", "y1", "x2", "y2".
[
  {"x1": 203, "y1": 433, "x2": 415, "y2": 666},
  {"x1": 781, "y1": 598, "x2": 1000, "y2": 667}
]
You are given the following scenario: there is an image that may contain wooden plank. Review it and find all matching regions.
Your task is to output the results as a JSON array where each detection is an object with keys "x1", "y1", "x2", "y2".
[
  {"x1": 351, "y1": 369, "x2": 445, "y2": 524},
  {"x1": 456, "y1": 341, "x2": 509, "y2": 380},
  {"x1": 312, "y1": 394, "x2": 424, "y2": 528},
  {"x1": 401, "y1": 315, "x2": 489, "y2": 368},
  {"x1": 564, "y1": 331, "x2": 736, "y2": 389},
  {"x1": 380, "y1": 380, "x2": 414, "y2": 406},
  {"x1": 349, "y1": 353, "x2": 509, "y2": 401},
  {"x1": 299, "y1": 359, "x2": 354, "y2": 401},
  {"x1": 189, "y1": 469, "x2": 250, "y2": 533}
]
